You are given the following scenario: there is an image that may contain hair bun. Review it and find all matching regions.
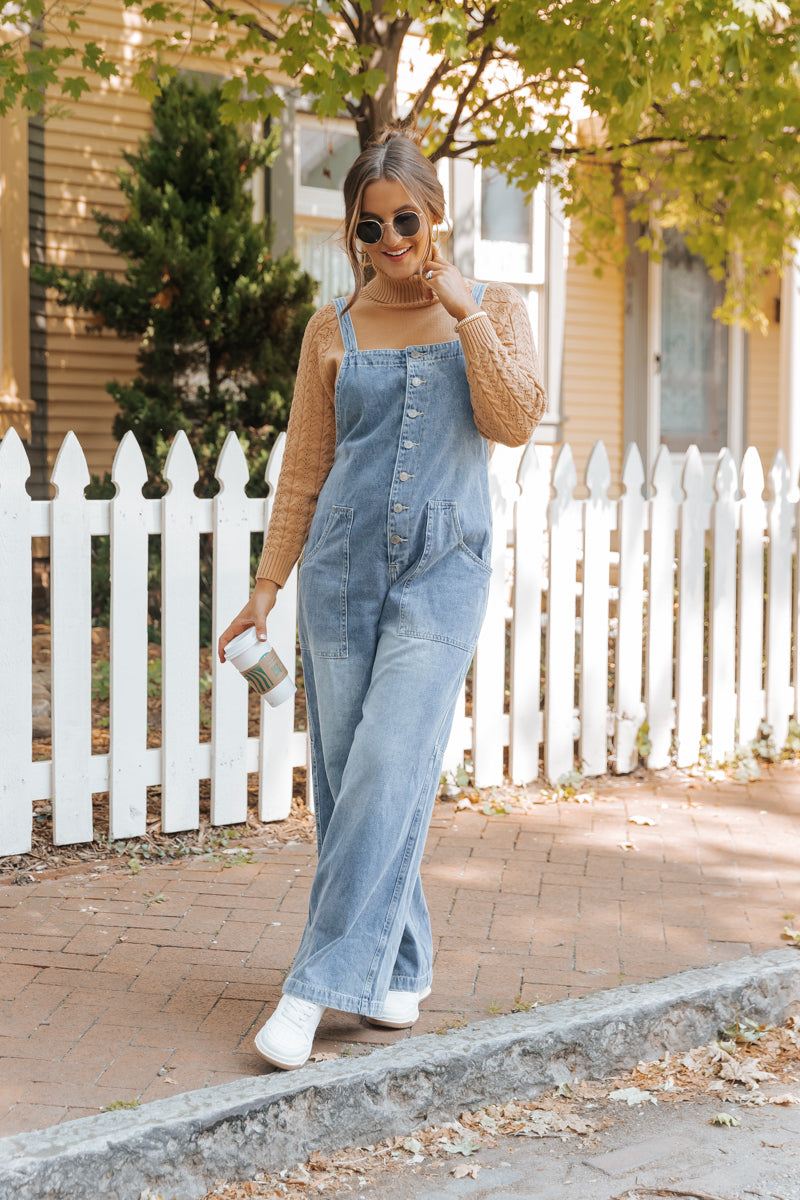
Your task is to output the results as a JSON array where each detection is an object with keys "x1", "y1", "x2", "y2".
[{"x1": 372, "y1": 119, "x2": 423, "y2": 149}]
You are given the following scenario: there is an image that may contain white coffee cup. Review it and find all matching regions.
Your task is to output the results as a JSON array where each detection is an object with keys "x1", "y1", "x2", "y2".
[{"x1": 224, "y1": 627, "x2": 296, "y2": 707}]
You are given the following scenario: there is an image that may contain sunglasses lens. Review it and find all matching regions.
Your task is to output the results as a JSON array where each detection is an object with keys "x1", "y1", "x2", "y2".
[
  {"x1": 356, "y1": 220, "x2": 383, "y2": 244},
  {"x1": 394, "y1": 211, "x2": 421, "y2": 238}
]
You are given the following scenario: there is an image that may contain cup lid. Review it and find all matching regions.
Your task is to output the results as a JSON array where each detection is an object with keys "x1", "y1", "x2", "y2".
[{"x1": 224, "y1": 627, "x2": 260, "y2": 660}]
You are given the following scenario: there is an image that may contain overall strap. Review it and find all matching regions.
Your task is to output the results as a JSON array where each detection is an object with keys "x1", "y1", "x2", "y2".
[
  {"x1": 333, "y1": 296, "x2": 359, "y2": 353},
  {"x1": 471, "y1": 281, "x2": 488, "y2": 305}
]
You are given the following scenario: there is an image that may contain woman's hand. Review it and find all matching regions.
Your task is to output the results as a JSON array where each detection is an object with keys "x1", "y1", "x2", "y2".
[
  {"x1": 421, "y1": 244, "x2": 481, "y2": 323},
  {"x1": 217, "y1": 577, "x2": 279, "y2": 664}
]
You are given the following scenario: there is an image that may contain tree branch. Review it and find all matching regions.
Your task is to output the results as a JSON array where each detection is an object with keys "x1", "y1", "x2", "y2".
[
  {"x1": 410, "y1": 55, "x2": 455, "y2": 119},
  {"x1": 337, "y1": 3, "x2": 361, "y2": 43},
  {"x1": 440, "y1": 40, "x2": 494, "y2": 154},
  {"x1": 198, "y1": 0, "x2": 278, "y2": 44}
]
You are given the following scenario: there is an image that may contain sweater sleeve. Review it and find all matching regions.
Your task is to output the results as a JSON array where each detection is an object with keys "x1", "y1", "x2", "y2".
[
  {"x1": 255, "y1": 305, "x2": 338, "y2": 587},
  {"x1": 458, "y1": 282, "x2": 547, "y2": 447}
]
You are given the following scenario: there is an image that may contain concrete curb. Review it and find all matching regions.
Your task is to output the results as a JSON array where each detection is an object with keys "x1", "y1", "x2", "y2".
[{"x1": 1, "y1": 948, "x2": 799, "y2": 1200}]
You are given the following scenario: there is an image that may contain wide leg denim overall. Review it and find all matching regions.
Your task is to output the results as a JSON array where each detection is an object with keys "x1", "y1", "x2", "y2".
[{"x1": 284, "y1": 285, "x2": 492, "y2": 1017}]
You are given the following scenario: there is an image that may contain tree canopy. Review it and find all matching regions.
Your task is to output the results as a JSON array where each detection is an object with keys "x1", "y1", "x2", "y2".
[{"x1": 2, "y1": 0, "x2": 799, "y2": 325}]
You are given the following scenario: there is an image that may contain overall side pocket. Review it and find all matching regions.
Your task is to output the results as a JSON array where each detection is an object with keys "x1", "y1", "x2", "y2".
[
  {"x1": 298, "y1": 506, "x2": 353, "y2": 659},
  {"x1": 398, "y1": 501, "x2": 491, "y2": 652}
]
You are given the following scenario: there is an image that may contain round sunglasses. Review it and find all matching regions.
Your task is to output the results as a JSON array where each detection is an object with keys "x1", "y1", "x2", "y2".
[{"x1": 355, "y1": 210, "x2": 422, "y2": 245}]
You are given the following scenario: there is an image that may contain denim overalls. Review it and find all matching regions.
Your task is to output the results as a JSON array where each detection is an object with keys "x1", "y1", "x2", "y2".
[{"x1": 284, "y1": 284, "x2": 492, "y2": 1017}]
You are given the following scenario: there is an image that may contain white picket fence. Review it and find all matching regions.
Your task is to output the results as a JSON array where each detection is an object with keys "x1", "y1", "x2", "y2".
[{"x1": 1, "y1": 425, "x2": 798, "y2": 859}]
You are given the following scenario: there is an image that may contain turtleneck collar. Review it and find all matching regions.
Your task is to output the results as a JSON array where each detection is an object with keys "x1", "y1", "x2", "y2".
[{"x1": 361, "y1": 272, "x2": 436, "y2": 308}]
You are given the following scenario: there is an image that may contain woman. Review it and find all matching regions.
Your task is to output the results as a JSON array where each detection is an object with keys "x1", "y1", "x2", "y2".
[{"x1": 218, "y1": 126, "x2": 546, "y2": 1070}]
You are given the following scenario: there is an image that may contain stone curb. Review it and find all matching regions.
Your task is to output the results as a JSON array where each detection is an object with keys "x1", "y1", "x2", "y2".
[{"x1": 1, "y1": 948, "x2": 799, "y2": 1200}]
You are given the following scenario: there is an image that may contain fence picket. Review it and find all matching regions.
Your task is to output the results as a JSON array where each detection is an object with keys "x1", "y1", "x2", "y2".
[
  {"x1": 738, "y1": 448, "x2": 766, "y2": 745},
  {"x1": 258, "y1": 435, "x2": 295, "y2": 823},
  {"x1": 765, "y1": 449, "x2": 793, "y2": 749},
  {"x1": 473, "y1": 469, "x2": 509, "y2": 787},
  {"x1": 161, "y1": 432, "x2": 201, "y2": 832},
  {"x1": 50, "y1": 433, "x2": 94, "y2": 844},
  {"x1": 614, "y1": 444, "x2": 646, "y2": 773},
  {"x1": 0, "y1": 430, "x2": 33, "y2": 854},
  {"x1": 545, "y1": 444, "x2": 578, "y2": 783},
  {"x1": 675, "y1": 446, "x2": 707, "y2": 767},
  {"x1": 646, "y1": 446, "x2": 676, "y2": 768},
  {"x1": 209, "y1": 433, "x2": 252, "y2": 826},
  {"x1": 509, "y1": 442, "x2": 548, "y2": 784},
  {"x1": 580, "y1": 441, "x2": 613, "y2": 776},
  {"x1": 442, "y1": 680, "x2": 469, "y2": 782},
  {"x1": 708, "y1": 449, "x2": 738, "y2": 763},
  {"x1": 796, "y1": 486, "x2": 800, "y2": 726},
  {"x1": 108, "y1": 433, "x2": 150, "y2": 839}
]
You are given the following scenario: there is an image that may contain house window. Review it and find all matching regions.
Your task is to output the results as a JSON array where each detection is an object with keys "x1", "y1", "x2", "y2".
[
  {"x1": 473, "y1": 164, "x2": 546, "y2": 372},
  {"x1": 475, "y1": 166, "x2": 544, "y2": 282},
  {"x1": 299, "y1": 127, "x2": 357, "y2": 193},
  {"x1": 294, "y1": 117, "x2": 359, "y2": 304},
  {"x1": 660, "y1": 228, "x2": 729, "y2": 454}
]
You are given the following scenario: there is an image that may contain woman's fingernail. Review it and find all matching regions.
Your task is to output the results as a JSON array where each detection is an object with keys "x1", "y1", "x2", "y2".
[{"x1": 258, "y1": 634, "x2": 267, "y2": 641}]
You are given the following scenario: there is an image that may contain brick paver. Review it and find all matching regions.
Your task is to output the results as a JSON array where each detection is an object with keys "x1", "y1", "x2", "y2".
[{"x1": 1, "y1": 763, "x2": 799, "y2": 1137}]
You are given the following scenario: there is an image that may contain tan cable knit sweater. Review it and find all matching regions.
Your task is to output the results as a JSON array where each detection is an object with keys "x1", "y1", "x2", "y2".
[{"x1": 256, "y1": 272, "x2": 547, "y2": 587}]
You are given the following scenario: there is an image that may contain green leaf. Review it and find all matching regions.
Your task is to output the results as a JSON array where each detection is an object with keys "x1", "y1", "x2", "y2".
[{"x1": 711, "y1": 1112, "x2": 741, "y2": 1127}]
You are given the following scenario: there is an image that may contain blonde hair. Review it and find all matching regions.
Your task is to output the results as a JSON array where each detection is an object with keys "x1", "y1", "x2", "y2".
[{"x1": 342, "y1": 125, "x2": 445, "y2": 312}]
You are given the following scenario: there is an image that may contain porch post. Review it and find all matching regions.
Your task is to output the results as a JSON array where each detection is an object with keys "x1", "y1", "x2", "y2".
[
  {"x1": 778, "y1": 241, "x2": 800, "y2": 488},
  {"x1": 543, "y1": 173, "x2": 565, "y2": 439}
]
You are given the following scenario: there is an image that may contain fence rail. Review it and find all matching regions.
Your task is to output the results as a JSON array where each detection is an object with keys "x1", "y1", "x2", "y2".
[{"x1": 1, "y1": 426, "x2": 798, "y2": 859}]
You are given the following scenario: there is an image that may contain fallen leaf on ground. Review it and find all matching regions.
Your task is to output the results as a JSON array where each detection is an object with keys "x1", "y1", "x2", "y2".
[
  {"x1": 451, "y1": 1163, "x2": 481, "y2": 1179},
  {"x1": 308, "y1": 1051, "x2": 339, "y2": 1062},
  {"x1": 629, "y1": 815, "x2": 656, "y2": 825},
  {"x1": 439, "y1": 1135, "x2": 482, "y2": 1156},
  {"x1": 609, "y1": 1086, "x2": 657, "y2": 1106},
  {"x1": 400, "y1": 1136, "x2": 425, "y2": 1164},
  {"x1": 710, "y1": 1111, "x2": 741, "y2": 1126},
  {"x1": 617, "y1": 841, "x2": 639, "y2": 852}
]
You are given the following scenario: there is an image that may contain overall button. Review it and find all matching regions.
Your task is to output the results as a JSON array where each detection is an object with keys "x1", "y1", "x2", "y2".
[
  {"x1": 390, "y1": 534, "x2": 403, "y2": 545},
  {"x1": 407, "y1": 409, "x2": 422, "y2": 418},
  {"x1": 403, "y1": 440, "x2": 417, "y2": 449},
  {"x1": 393, "y1": 503, "x2": 405, "y2": 514},
  {"x1": 411, "y1": 377, "x2": 422, "y2": 387},
  {"x1": 410, "y1": 350, "x2": 422, "y2": 359},
  {"x1": 399, "y1": 472, "x2": 412, "y2": 481}
]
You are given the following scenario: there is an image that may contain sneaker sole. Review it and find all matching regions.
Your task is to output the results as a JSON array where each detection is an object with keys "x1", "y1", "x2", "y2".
[
  {"x1": 365, "y1": 985, "x2": 432, "y2": 1030},
  {"x1": 253, "y1": 1035, "x2": 311, "y2": 1070}
]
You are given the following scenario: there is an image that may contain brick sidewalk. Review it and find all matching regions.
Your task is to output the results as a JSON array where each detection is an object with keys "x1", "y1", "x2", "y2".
[{"x1": 1, "y1": 764, "x2": 799, "y2": 1139}]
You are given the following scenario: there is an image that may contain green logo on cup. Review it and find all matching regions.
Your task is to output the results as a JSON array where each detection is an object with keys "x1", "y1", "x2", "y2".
[{"x1": 242, "y1": 650, "x2": 288, "y2": 696}]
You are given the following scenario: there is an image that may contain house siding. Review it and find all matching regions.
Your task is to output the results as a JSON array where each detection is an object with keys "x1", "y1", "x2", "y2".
[
  {"x1": 746, "y1": 275, "x2": 782, "y2": 468},
  {"x1": 27, "y1": 112, "x2": 49, "y2": 498},
  {"x1": 43, "y1": 66, "x2": 150, "y2": 477},
  {"x1": 560, "y1": 222, "x2": 626, "y2": 488},
  {"x1": 40, "y1": 1, "x2": 284, "y2": 480}
]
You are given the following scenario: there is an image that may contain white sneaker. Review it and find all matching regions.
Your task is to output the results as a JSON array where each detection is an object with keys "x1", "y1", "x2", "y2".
[
  {"x1": 254, "y1": 995, "x2": 325, "y2": 1069},
  {"x1": 366, "y1": 986, "x2": 432, "y2": 1030}
]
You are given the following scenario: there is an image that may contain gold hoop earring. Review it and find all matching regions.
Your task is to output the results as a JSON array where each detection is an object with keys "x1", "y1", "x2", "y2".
[{"x1": 431, "y1": 226, "x2": 440, "y2": 243}]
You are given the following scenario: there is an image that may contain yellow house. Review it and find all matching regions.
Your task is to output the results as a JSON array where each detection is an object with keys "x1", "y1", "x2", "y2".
[{"x1": 1, "y1": 0, "x2": 798, "y2": 499}]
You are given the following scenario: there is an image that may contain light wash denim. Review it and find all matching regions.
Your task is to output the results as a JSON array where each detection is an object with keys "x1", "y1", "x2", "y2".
[{"x1": 283, "y1": 285, "x2": 491, "y2": 1017}]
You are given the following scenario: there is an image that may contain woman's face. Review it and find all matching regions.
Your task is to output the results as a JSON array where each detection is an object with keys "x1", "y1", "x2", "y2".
[{"x1": 357, "y1": 179, "x2": 430, "y2": 281}]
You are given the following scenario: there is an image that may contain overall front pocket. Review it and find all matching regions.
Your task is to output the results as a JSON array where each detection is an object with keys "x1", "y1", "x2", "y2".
[
  {"x1": 298, "y1": 506, "x2": 353, "y2": 659},
  {"x1": 398, "y1": 501, "x2": 492, "y2": 652}
]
